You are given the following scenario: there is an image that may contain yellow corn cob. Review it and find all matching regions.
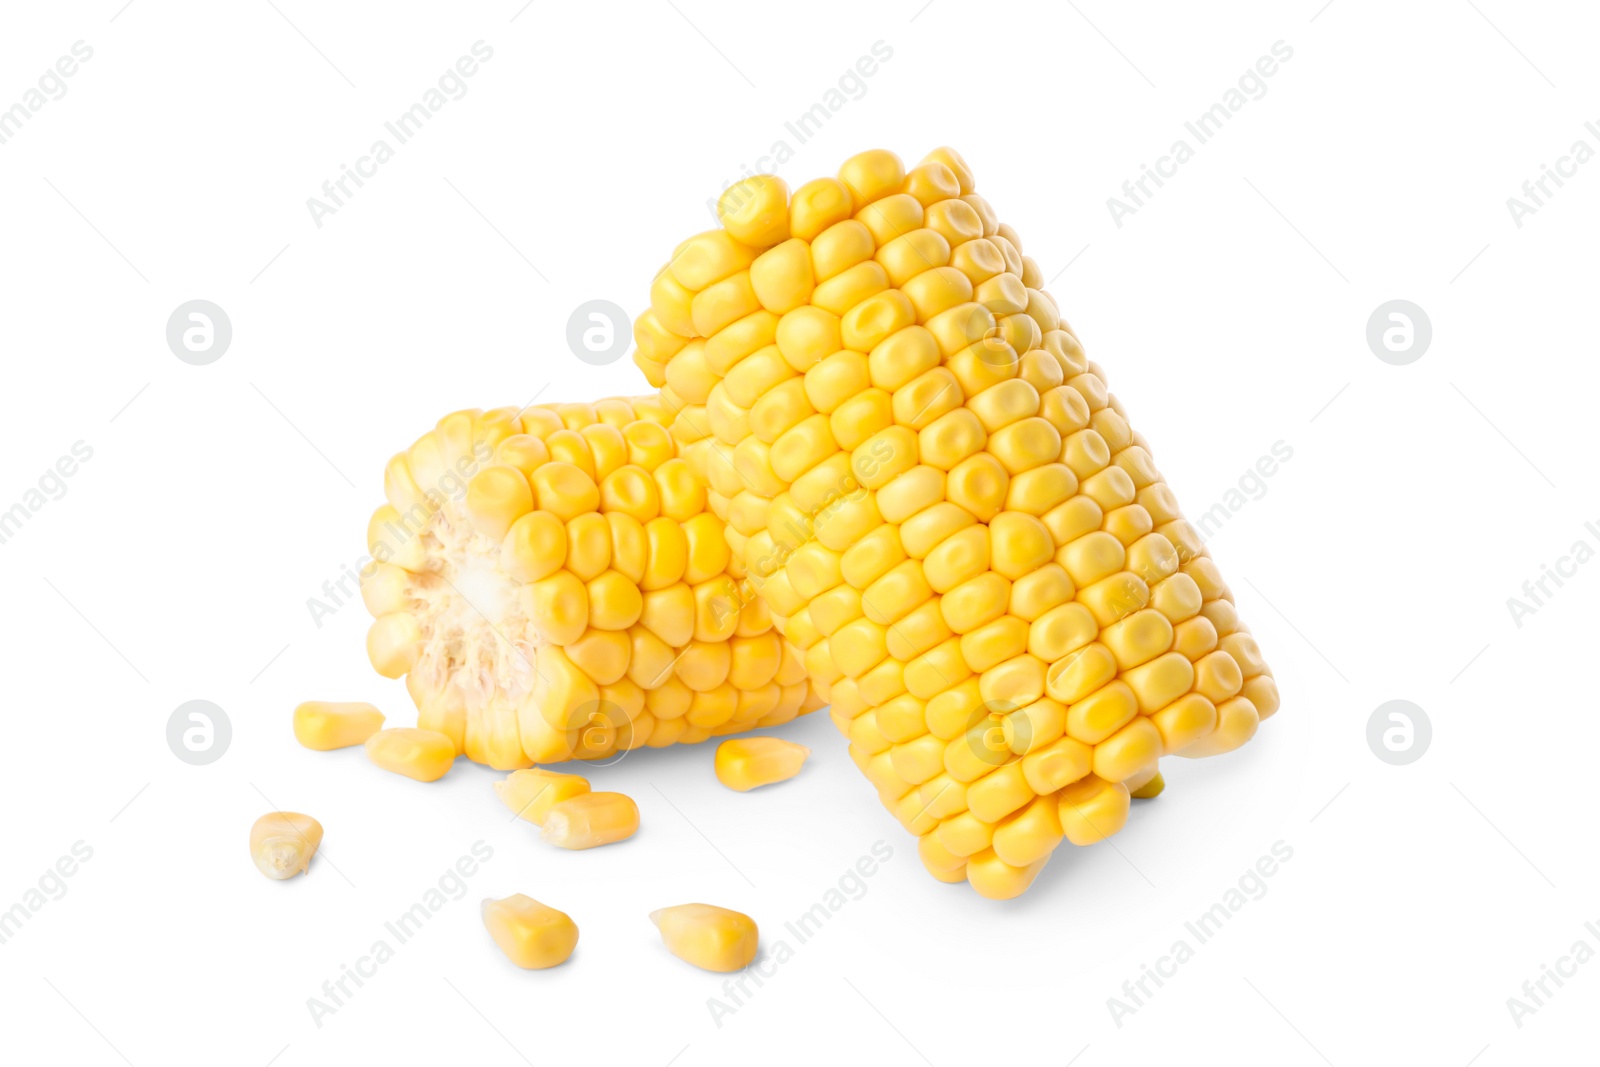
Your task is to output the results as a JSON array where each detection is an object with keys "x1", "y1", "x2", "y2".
[
  {"x1": 360, "y1": 397, "x2": 818, "y2": 770},
  {"x1": 635, "y1": 147, "x2": 1279, "y2": 899}
]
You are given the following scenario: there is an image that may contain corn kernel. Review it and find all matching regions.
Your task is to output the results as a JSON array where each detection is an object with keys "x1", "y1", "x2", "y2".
[
  {"x1": 542, "y1": 791, "x2": 639, "y2": 849},
  {"x1": 650, "y1": 903, "x2": 760, "y2": 972},
  {"x1": 293, "y1": 701, "x2": 384, "y2": 751},
  {"x1": 481, "y1": 894, "x2": 579, "y2": 970},
  {"x1": 714, "y1": 736, "x2": 810, "y2": 791},
  {"x1": 249, "y1": 812, "x2": 323, "y2": 880},
  {"x1": 365, "y1": 728, "x2": 456, "y2": 782},
  {"x1": 494, "y1": 768, "x2": 591, "y2": 825}
]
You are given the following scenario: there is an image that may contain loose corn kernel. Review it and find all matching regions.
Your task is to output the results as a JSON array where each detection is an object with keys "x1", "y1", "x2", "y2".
[
  {"x1": 249, "y1": 811, "x2": 323, "y2": 880},
  {"x1": 293, "y1": 701, "x2": 384, "y2": 751},
  {"x1": 481, "y1": 894, "x2": 579, "y2": 970},
  {"x1": 365, "y1": 727, "x2": 456, "y2": 782},
  {"x1": 494, "y1": 768, "x2": 591, "y2": 825},
  {"x1": 714, "y1": 736, "x2": 811, "y2": 791},
  {"x1": 541, "y1": 791, "x2": 639, "y2": 849},
  {"x1": 650, "y1": 903, "x2": 760, "y2": 972}
]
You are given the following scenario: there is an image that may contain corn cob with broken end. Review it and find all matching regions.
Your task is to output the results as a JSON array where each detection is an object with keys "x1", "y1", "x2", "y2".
[
  {"x1": 360, "y1": 398, "x2": 820, "y2": 771},
  {"x1": 633, "y1": 146, "x2": 1279, "y2": 899}
]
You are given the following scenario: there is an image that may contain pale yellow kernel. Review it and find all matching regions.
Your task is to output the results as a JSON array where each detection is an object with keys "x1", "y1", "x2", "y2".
[
  {"x1": 650, "y1": 903, "x2": 760, "y2": 972},
  {"x1": 366, "y1": 612, "x2": 422, "y2": 679},
  {"x1": 494, "y1": 768, "x2": 591, "y2": 826},
  {"x1": 249, "y1": 811, "x2": 323, "y2": 880},
  {"x1": 542, "y1": 791, "x2": 639, "y2": 849},
  {"x1": 293, "y1": 701, "x2": 384, "y2": 751},
  {"x1": 365, "y1": 727, "x2": 456, "y2": 782}
]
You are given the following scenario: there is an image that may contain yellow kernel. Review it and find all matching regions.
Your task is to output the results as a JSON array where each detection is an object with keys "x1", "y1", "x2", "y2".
[
  {"x1": 249, "y1": 811, "x2": 323, "y2": 880},
  {"x1": 992, "y1": 794, "x2": 1065, "y2": 867},
  {"x1": 364, "y1": 727, "x2": 456, "y2": 782},
  {"x1": 293, "y1": 701, "x2": 384, "y2": 751},
  {"x1": 650, "y1": 903, "x2": 760, "y2": 972},
  {"x1": 481, "y1": 894, "x2": 579, "y2": 970},
  {"x1": 718, "y1": 174, "x2": 790, "y2": 248},
  {"x1": 988, "y1": 511, "x2": 1054, "y2": 580},
  {"x1": 1057, "y1": 775, "x2": 1130, "y2": 845},
  {"x1": 494, "y1": 768, "x2": 591, "y2": 825},
  {"x1": 946, "y1": 452, "x2": 1010, "y2": 522},
  {"x1": 465, "y1": 465, "x2": 533, "y2": 541},
  {"x1": 838, "y1": 148, "x2": 905, "y2": 207},
  {"x1": 541, "y1": 791, "x2": 639, "y2": 849},
  {"x1": 1092, "y1": 716, "x2": 1163, "y2": 782},
  {"x1": 714, "y1": 736, "x2": 811, "y2": 791},
  {"x1": 501, "y1": 510, "x2": 567, "y2": 583},
  {"x1": 366, "y1": 612, "x2": 421, "y2": 679},
  {"x1": 1066, "y1": 680, "x2": 1139, "y2": 745},
  {"x1": 789, "y1": 177, "x2": 854, "y2": 242},
  {"x1": 966, "y1": 848, "x2": 1047, "y2": 901},
  {"x1": 1100, "y1": 608, "x2": 1175, "y2": 670}
]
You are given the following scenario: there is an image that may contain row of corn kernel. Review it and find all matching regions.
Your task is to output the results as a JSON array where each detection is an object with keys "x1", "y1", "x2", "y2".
[{"x1": 633, "y1": 147, "x2": 1277, "y2": 897}]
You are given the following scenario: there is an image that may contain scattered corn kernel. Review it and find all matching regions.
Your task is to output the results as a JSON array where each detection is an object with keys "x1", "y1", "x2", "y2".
[
  {"x1": 249, "y1": 811, "x2": 323, "y2": 880},
  {"x1": 541, "y1": 791, "x2": 639, "y2": 849},
  {"x1": 650, "y1": 903, "x2": 759, "y2": 972},
  {"x1": 293, "y1": 701, "x2": 385, "y2": 751},
  {"x1": 494, "y1": 768, "x2": 591, "y2": 825},
  {"x1": 714, "y1": 736, "x2": 811, "y2": 791},
  {"x1": 481, "y1": 894, "x2": 579, "y2": 969},
  {"x1": 365, "y1": 727, "x2": 456, "y2": 782}
]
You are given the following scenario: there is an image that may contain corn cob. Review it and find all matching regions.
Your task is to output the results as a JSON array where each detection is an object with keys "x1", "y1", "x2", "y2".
[
  {"x1": 360, "y1": 397, "x2": 818, "y2": 770},
  {"x1": 633, "y1": 147, "x2": 1279, "y2": 899}
]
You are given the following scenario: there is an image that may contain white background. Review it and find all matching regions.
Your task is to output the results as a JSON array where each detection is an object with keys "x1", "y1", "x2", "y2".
[{"x1": 1, "y1": 1, "x2": 1595, "y2": 1064}]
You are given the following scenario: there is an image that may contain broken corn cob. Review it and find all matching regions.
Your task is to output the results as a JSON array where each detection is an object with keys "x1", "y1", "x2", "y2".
[
  {"x1": 482, "y1": 894, "x2": 579, "y2": 969},
  {"x1": 293, "y1": 701, "x2": 385, "y2": 750},
  {"x1": 360, "y1": 398, "x2": 820, "y2": 771},
  {"x1": 714, "y1": 736, "x2": 810, "y2": 791},
  {"x1": 633, "y1": 147, "x2": 1279, "y2": 899},
  {"x1": 650, "y1": 903, "x2": 759, "y2": 972},
  {"x1": 249, "y1": 811, "x2": 323, "y2": 880}
]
